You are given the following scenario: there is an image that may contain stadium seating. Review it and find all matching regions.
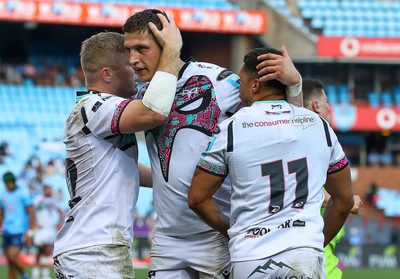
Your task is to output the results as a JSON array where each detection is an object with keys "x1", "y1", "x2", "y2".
[
  {"x1": 0, "y1": 84, "x2": 79, "y2": 175},
  {"x1": 64, "y1": 0, "x2": 239, "y2": 10},
  {"x1": 297, "y1": 0, "x2": 400, "y2": 37}
]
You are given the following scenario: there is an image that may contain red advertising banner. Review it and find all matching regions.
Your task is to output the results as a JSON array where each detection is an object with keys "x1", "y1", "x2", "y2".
[
  {"x1": 0, "y1": 0, "x2": 266, "y2": 34},
  {"x1": 331, "y1": 104, "x2": 400, "y2": 131},
  {"x1": 317, "y1": 36, "x2": 400, "y2": 59}
]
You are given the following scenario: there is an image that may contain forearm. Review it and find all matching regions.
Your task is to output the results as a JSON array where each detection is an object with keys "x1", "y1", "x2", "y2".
[
  {"x1": 322, "y1": 197, "x2": 353, "y2": 246},
  {"x1": 191, "y1": 199, "x2": 229, "y2": 236},
  {"x1": 286, "y1": 74, "x2": 303, "y2": 107},
  {"x1": 139, "y1": 163, "x2": 152, "y2": 188},
  {"x1": 321, "y1": 191, "x2": 331, "y2": 209},
  {"x1": 27, "y1": 206, "x2": 35, "y2": 231}
]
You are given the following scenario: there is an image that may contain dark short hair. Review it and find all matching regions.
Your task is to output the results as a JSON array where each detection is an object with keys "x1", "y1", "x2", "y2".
[
  {"x1": 3, "y1": 171, "x2": 16, "y2": 184},
  {"x1": 243, "y1": 47, "x2": 286, "y2": 94},
  {"x1": 123, "y1": 9, "x2": 168, "y2": 34},
  {"x1": 302, "y1": 78, "x2": 325, "y2": 108}
]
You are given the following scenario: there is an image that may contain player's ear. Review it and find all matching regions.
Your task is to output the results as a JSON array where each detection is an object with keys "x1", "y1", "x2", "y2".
[
  {"x1": 100, "y1": 67, "x2": 112, "y2": 83},
  {"x1": 252, "y1": 78, "x2": 261, "y2": 93},
  {"x1": 312, "y1": 100, "x2": 320, "y2": 113}
]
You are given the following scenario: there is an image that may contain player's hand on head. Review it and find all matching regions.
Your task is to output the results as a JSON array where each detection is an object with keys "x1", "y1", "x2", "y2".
[
  {"x1": 256, "y1": 45, "x2": 301, "y2": 85},
  {"x1": 148, "y1": 13, "x2": 183, "y2": 54}
]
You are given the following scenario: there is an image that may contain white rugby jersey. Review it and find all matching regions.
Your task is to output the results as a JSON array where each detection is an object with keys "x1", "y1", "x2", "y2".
[
  {"x1": 138, "y1": 60, "x2": 241, "y2": 236},
  {"x1": 197, "y1": 100, "x2": 349, "y2": 262},
  {"x1": 53, "y1": 92, "x2": 140, "y2": 257},
  {"x1": 34, "y1": 195, "x2": 61, "y2": 230}
]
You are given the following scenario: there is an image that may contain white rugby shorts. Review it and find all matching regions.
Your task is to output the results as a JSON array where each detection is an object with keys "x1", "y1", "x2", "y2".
[{"x1": 149, "y1": 230, "x2": 230, "y2": 279}]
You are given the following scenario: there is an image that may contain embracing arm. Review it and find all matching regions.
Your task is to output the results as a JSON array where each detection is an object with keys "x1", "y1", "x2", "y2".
[
  {"x1": 256, "y1": 45, "x2": 303, "y2": 107},
  {"x1": 119, "y1": 13, "x2": 183, "y2": 134},
  {"x1": 188, "y1": 168, "x2": 229, "y2": 236}
]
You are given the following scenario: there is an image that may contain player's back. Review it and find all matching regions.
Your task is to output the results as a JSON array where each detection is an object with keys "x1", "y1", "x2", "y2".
[{"x1": 226, "y1": 100, "x2": 345, "y2": 261}]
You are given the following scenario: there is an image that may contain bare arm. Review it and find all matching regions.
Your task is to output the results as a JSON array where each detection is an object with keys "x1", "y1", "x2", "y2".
[
  {"x1": 0, "y1": 208, "x2": 3, "y2": 230},
  {"x1": 256, "y1": 45, "x2": 303, "y2": 107},
  {"x1": 119, "y1": 13, "x2": 182, "y2": 134},
  {"x1": 322, "y1": 192, "x2": 363, "y2": 215},
  {"x1": 149, "y1": 13, "x2": 183, "y2": 76},
  {"x1": 188, "y1": 168, "x2": 229, "y2": 236},
  {"x1": 323, "y1": 165, "x2": 354, "y2": 246},
  {"x1": 139, "y1": 163, "x2": 152, "y2": 188},
  {"x1": 25, "y1": 205, "x2": 35, "y2": 245}
]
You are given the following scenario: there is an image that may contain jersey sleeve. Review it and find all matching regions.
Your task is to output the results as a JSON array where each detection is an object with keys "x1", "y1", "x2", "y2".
[
  {"x1": 83, "y1": 94, "x2": 132, "y2": 139},
  {"x1": 327, "y1": 123, "x2": 349, "y2": 174},
  {"x1": 196, "y1": 119, "x2": 231, "y2": 177},
  {"x1": 213, "y1": 69, "x2": 242, "y2": 117}
]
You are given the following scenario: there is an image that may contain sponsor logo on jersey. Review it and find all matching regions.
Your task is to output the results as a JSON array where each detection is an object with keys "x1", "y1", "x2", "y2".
[
  {"x1": 241, "y1": 119, "x2": 290, "y2": 128},
  {"x1": 271, "y1": 104, "x2": 282, "y2": 109},
  {"x1": 293, "y1": 219, "x2": 306, "y2": 227},
  {"x1": 217, "y1": 69, "x2": 233, "y2": 81},
  {"x1": 197, "y1": 64, "x2": 213, "y2": 69},
  {"x1": 248, "y1": 259, "x2": 311, "y2": 279},
  {"x1": 244, "y1": 219, "x2": 304, "y2": 239},
  {"x1": 91, "y1": 101, "x2": 102, "y2": 112},
  {"x1": 245, "y1": 227, "x2": 271, "y2": 238},
  {"x1": 265, "y1": 110, "x2": 291, "y2": 115},
  {"x1": 290, "y1": 115, "x2": 316, "y2": 129}
]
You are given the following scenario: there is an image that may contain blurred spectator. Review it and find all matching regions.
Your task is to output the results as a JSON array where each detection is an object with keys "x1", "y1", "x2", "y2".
[
  {"x1": 0, "y1": 142, "x2": 10, "y2": 164},
  {"x1": 0, "y1": 172, "x2": 35, "y2": 279},
  {"x1": 389, "y1": 226, "x2": 400, "y2": 245},
  {"x1": 0, "y1": 62, "x2": 84, "y2": 87},
  {"x1": 366, "y1": 182, "x2": 379, "y2": 206},
  {"x1": 366, "y1": 132, "x2": 392, "y2": 166},
  {"x1": 32, "y1": 185, "x2": 64, "y2": 279}
]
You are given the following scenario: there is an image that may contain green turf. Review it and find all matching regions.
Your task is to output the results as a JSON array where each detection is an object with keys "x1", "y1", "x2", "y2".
[
  {"x1": 0, "y1": 266, "x2": 398, "y2": 279},
  {"x1": 0, "y1": 266, "x2": 149, "y2": 279},
  {"x1": 342, "y1": 268, "x2": 400, "y2": 279}
]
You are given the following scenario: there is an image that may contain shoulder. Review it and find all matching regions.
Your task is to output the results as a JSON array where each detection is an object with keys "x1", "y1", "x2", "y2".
[{"x1": 187, "y1": 62, "x2": 238, "y2": 81}]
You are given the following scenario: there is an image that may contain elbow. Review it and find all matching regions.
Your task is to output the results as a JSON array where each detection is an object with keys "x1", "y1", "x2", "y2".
[
  {"x1": 339, "y1": 197, "x2": 354, "y2": 216},
  {"x1": 151, "y1": 113, "x2": 168, "y2": 126},
  {"x1": 187, "y1": 191, "x2": 201, "y2": 213},
  {"x1": 346, "y1": 197, "x2": 355, "y2": 213},
  {"x1": 187, "y1": 196, "x2": 198, "y2": 212}
]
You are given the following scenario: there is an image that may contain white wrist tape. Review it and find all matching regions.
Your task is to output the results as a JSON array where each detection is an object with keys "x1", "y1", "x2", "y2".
[
  {"x1": 142, "y1": 71, "x2": 177, "y2": 117},
  {"x1": 286, "y1": 75, "x2": 302, "y2": 97}
]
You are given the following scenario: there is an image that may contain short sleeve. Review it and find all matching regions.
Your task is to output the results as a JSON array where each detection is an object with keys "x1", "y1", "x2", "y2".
[
  {"x1": 327, "y1": 125, "x2": 349, "y2": 174},
  {"x1": 83, "y1": 94, "x2": 132, "y2": 139},
  {"x1": 196, "y1": 119, "x2": 231, "y2": 176},
  {"x1": 214, "y1": 70, "x2": 242, "y2": 117}
]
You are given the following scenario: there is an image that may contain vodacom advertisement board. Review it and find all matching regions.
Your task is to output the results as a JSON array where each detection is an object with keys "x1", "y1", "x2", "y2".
[
  {"x1": 0, "y1": 0, "x2": 266, "y2": 34},
  {"x1": 330, "y1": 104, "x2": 400, "y2": 132},
  {"x1": 317, "y1": 36, "x2": 400, "y2": 59}
]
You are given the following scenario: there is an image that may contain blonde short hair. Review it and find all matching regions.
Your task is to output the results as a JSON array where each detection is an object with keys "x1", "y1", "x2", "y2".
[{"x1": 80, "y1": 32, "x2": 127, "y2": 85}]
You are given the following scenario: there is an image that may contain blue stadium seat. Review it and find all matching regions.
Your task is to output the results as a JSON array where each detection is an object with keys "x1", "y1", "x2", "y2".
[
  {"x1": 368, "y1": 91, "x2": 380, "y2": 108},
  {"x1": 297, "y1": 0, "x2": 400, "y2": 37},
  {"x1": 325, "y1": 84, "x2": 338, "y2": 105},
  {"x1": 394, "y1": 86, "x2": 400, "y2": 107},
  {"x1": 381, "y1": 91, "x2": 393, "y2": 107},
  {"x1": 338, "y1": 84, "x2": 350, "y2": 103}
]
